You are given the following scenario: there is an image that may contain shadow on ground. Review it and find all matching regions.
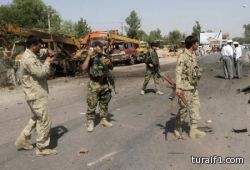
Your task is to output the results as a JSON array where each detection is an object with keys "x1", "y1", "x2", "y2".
[
  {"x1": 144, "y1": 89, "x2": 156, "y2": 94},
  {"x1": 156, "y1": 114, "x2": 189, "y2": 140},
  {"x1": 50, "y1": 125, "x2": 68, "y2": 149},
  {"x1": 93, "y1": 113, "x2": 116, "y2": 127}
]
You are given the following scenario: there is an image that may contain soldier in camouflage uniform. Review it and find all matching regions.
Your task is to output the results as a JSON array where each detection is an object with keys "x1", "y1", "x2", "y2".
[
  {"x1": 175, "y1": 35, "x2": 206, "y2": 139},
  {"x1": 82, "y1": 41, "x2": 113, "y2": 132},
  {"x1": 141, "y1": 42, "x2": 163, "y2": 95},
  {"x1": 15, "y1": 36, "x2": 57, "y2": 156}
]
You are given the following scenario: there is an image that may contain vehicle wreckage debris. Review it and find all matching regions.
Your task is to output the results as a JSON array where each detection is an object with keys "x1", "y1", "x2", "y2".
[
  {"x1": 79, "y1": 147, "x2": 89, "y2": 156},
  {"x1": 237, "y1": 85, "x2": 250, "y2": 94},
  {"x1": 232, "y1": 128, "x2": 248, "y2": 133},
  {"x1": 198, "y1": 126, "x2": 214, "y2": 134}
]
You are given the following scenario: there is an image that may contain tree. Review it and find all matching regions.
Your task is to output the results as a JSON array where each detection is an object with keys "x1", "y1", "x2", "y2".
[
  {"x1": 125, "y1": 10, "x2": 141, "y2": 39},
  {"x1": 168, "y1": 30, "x2": 182, "y2": 45},
  {"x1": 233, "y1": 37, "x2": 245, "y2": 44},
  {"x1": 47, "y1": 5, "x2": 62, "y2": 34},
  {"x1": 192, "y1": 21, "x2": 202, "y2": 42},
  {"x1": 137, "y1": 30, "x2": 148, "y2": 41},
  {"x1": 206, "y1": 29, "x2": 213, "y2": 33},
  {"x1": 59, "y1": 20, "x2": 76, "y2": 36},
  {"x1": 74, "y1": 18, "x2": 91, "y2": 38},
  {"x1": 243, "y1": 24, "x2": 250, "y2": 43},
  {"x1": 0, "y1": 0, "x2": 61, "y2": 31},
  {"x1": 147, "y1": 28, "x2": 162, "y2": 43}
]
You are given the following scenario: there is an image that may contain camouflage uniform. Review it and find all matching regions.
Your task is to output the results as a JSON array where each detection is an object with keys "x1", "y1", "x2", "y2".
[
  {"x1": 175, "y1": 49, "x2": 204, "y2": 138},
  {"x1": 86, "y1": 53, "x2": 112, "y2": 121},
  {"x1": 17, "y1": 49, "x2": 51, "y2": 149},
  {"x1": 142, "y1": 49, "x2": 160, "y2": 91}
]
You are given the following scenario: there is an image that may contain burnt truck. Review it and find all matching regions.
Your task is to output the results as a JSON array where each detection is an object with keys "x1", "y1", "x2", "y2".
[
  {"x1": 0, "y1": 22, "x2": 86, "y2": 84},
  {"x1": 81, "y1": 31, "x2": 148, "y2": 65},
  {"x1": 110, "y1": 41, "x2": 137, "y2": 65}
]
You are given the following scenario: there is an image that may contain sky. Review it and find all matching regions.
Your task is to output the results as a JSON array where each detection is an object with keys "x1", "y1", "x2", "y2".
[{"x1": 1, "y1": 0, "x2": 250, "y2": 37}]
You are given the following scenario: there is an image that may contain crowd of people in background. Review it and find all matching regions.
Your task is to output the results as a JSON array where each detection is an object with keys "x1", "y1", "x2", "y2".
[{"x1": 220, "y1": 40, "x2": 243, "y2": 79}]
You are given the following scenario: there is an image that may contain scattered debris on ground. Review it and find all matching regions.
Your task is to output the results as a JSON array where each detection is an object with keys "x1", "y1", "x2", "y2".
[
  {"x1": 232, "y1": 128, "x2": 248, "y2": 133},
  {"x1": 206, "y1": 119, "x2": 212, "y2": 124},
  {"x1": 79, "y1": 147, "x2": 89, "y2": 156}
]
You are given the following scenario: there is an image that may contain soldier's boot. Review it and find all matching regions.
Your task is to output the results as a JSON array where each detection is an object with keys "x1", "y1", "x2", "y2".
[
  {"x1": 36, "y1": 148, "x2": 57, "y2": 156},
  {"x1": 87, "y1": 120, "x2": 94, "y2": 132},
  {"x1": 174, "y1": 120, "x2": 182, "y2": 139},
  {"x1": 189, "y1": 124, "x2": 206, "y2": 139},
  {"x1": 156, "y1": 90, "x2": 164, "y2": 95},
  {"x1": 140, "y1": 90, "x2": 145, "y2": 95},
  {"x1": 100, "y1": 118, "x2": 113, "y2": 128},
  {"x1": 15, "y1": 133, "x2": 33, "y2": 150}
]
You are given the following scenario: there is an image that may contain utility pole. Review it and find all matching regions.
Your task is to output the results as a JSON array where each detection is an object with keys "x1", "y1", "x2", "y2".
[
  {"x1": 48, "y1": 13, "x2": 51, "y2": 34},
  {"x1": 48, "y1": 12, "x2": 54, "y2": 40},
  {"x1": 121, "y1": 22, "x2": 124, "y2": 35}
]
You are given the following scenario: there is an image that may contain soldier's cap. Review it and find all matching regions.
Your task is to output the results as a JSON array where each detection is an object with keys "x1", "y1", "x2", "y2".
[
  {"x1": 150, "y1": 42, "x2": 158, "y2": 47},
  {"x1": 233, "y1": 41, "x2": 239, "y2": 45},
  {"x1": 91, "y1": 41, "x2": 104, "y2": 48},
  {"x1": 227, "y1": 40, "x2": 233, "y2": 43},
  {"x1": 26, "y1": 35, "x2": 44, "y2": 47}
]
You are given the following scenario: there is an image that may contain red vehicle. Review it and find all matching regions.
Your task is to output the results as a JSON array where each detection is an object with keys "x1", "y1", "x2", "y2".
[{"x1": 81, "y1": 31, "x2": 140, "y2": 65}]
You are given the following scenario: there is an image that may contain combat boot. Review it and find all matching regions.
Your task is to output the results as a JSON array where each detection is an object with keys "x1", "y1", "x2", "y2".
[
  {"x1": 156, "y1": 90, "x2": 164, "y2": 95},
  {"x1": 36, "y1": 148, "x2": 57, "y2": 156},
  {"x1": 100, "y1": 118, "x2": 113, "y2": 128},
  {"x1": 174, "y1": 129, "x2": 182, "y2": 139},
  {"x1": 174, "y1": 120, "x2": 182, "y2": 139},
  {"x1": 87, "y1": 120, "x2": 94, "y2": 132},
  {"x1": 189, "y1": 124, "x2": 206, "y2": 139},
  {"x1": 140, "y1": 90, "x2": 145, "y2": 95},
  {"x1": 15, "y1": 134, "x2": 33, "y2": 150}
]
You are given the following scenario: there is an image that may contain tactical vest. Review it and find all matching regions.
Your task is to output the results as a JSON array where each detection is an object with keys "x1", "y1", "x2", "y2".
[
  {"x1": 145, "y1": 49, "x2": 159, "y2": 71},
  {"x1": 88, "y1": 54, "x2": 107, "y2": 83}
]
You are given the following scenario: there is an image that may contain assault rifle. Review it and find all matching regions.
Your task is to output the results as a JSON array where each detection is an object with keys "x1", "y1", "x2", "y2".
[
  {"x1": 163, "y1": 75, "x2": 192, "y2": 113},
  {"x1": 100, "y1": 52, "x2": 117, "y2": 94}
]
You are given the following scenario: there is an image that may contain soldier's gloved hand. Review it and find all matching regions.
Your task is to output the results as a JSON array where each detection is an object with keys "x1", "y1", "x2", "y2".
[{"x1": 149, "y1": 63, "x2": 154, "y2": 67}]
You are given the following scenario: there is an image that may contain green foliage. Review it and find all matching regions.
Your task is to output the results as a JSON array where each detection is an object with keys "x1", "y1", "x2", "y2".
[
  {"x1": 74, "y1": 18, "x2": 91, "y2": 38},
  {"x1": 168, "y1": 30, "x2": 182, "y2": 45},
  {"x1": 243, "y1": 24, "x2": 250, "y2": 43},
  {"x1": 59, "y1": 20, "x2": 76, "y2": 36},
  {"x1": 206, "y1": 29, "x2": 213, "y2": 33},
  {"x1": 0, "y1": 0, "x2": 60, "y2": 30},
  {"x1": 137, "y1": 30, "x2": 148, "y2": 41},
  {"x1": 58, "y1": 18, "x2": 92, "y2": 38},
  {"x1": 192, "y1": 21, "x2": 202, "y2": 42},
  {"x1": 48, "y1": 5, "x2": 62, "y2": 34},
  {"x1": 125, "y1": 10, "x2": 141, "y2": 39},
  {"x1": 0, "y1": 0, "x2": 91, "y2": 38},
  {"x1": 232, "y1": 37, "x2": 245, "y2": 44},
  {"x1": 147, "y1": 28, "x2": 162, "y2": 43}
]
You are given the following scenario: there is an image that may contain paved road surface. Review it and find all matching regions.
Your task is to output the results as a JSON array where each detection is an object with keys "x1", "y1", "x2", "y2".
[{"x1": 0, "y1": 52, "x2": 250, "y2": 170}]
